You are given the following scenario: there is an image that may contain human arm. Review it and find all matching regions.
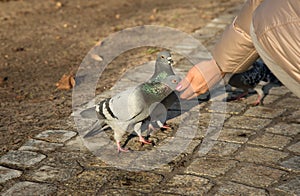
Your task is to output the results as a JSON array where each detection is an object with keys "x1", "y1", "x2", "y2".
[{"x1": 177, "y1": 0, "x2": 263, "y2": 99}]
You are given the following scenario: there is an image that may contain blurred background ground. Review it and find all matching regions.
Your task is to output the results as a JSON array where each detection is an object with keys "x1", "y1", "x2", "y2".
[{"x1": 0, "y1": 0, "x2": 244, "y2": 155}]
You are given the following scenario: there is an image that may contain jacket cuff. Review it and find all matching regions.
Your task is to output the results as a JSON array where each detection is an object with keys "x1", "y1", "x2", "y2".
[{"x1": 212, "y1": 17, "x2": 259, "y2": 73}]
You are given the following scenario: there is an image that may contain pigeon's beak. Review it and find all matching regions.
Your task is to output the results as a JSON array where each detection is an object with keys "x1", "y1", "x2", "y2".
[{"x1": 167, "y1": 57, "x2": 173, "y2": 65}]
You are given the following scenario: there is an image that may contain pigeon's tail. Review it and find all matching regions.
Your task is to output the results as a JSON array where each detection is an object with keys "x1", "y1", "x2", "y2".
[
  {"x1": 83, "y1": 120, "x2": 108, "y2": 138},
  {"x1": 80, "y1": 100, "x2": 108, "y2": 120}
]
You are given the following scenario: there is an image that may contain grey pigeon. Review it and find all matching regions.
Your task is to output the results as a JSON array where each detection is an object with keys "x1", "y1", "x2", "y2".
[
  {"x1": 81, "y1": 74, "x2": 181, "y2": 152},
  {"x1": 228, "y1": 60, "x2": 281, "y2": 105}
]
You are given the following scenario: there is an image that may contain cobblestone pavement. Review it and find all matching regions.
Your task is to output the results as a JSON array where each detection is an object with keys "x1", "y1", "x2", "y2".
[{"x1": 1, "y1": 4, "x2": 300, "y2": 196}]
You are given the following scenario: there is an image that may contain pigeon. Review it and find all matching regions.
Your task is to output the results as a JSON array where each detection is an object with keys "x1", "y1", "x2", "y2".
[
  {"x1": 81, "y1": 74, "x2": 181, "y2": 152},
  {"x1": 228, "y1": 60, "x2": 281, "y2": 105}
]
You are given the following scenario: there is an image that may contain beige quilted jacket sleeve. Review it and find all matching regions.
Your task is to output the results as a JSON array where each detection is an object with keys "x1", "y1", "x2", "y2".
[{"x1": 212, "y1": 0, "x2": 263, "y2": 73}]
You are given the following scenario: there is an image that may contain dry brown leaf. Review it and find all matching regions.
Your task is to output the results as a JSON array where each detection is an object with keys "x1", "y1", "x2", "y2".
[
  {"x1": 56, "y1": 2, "x2": 62, "y2": 8},
  {"x1": 149, "y1": 14, "x2": 156, "y2": 21},
  {"x1": 91, "y1": 54, "x2": 103, "y2": 61},
  {"x1": 70, "y1": 76, "x2": 76, "y2": 88},
  {"x1": 56, "y1": 74, "x2": 75, "y2": 90}
]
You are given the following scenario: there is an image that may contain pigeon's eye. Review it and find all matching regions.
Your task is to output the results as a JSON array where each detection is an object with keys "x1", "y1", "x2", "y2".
[
  {"x1": 161, "y1": 56, "x2": 165, "y2": 59},
  {"x1": 172, "y1": 79, "x2": 177, "y2": 83}
]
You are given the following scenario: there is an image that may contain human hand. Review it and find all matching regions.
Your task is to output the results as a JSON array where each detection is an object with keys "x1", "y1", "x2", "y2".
[{"x1": 176, "y1": 59, "x2": 224, "y2": 99}]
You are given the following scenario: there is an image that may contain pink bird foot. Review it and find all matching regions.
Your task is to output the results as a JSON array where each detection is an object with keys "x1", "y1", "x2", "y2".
[
  {"x1": 252, "y1": 95, "x2": 262, "y2": 106},
  {"x1": 139, "y1": 136, "x2": 152, "y2": 144},
  {"x1": 117, "y1": 141, "x2": 129, "y2": 153},
  {"x1": 161, "y1": 124, "x2": 171, "y2": 129}
]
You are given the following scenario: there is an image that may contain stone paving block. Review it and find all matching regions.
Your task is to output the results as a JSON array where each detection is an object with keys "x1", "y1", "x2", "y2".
[
  {"x1": 205, "y1": 101, "x2": 247, "y2": 115},
  {"x1": 0, "y1": 166, "x2": 22, "y2": 183},
  {"x1": 236, "y1": 146, "x2": 289, "y2": 164},
  {"x1": 198, "y1": 141, "x2": 241, "y2": 157},
  {"x1": 185, "y1": 157, "x2": 237, "y2": 177},
  {"x1": 273, "y1": 177, "x2": 300, "y2": 196},
  {"x1": 174, "y1": 124, "x2": 205, "y2": 140},
  {"x1": 57, "y1": 170, "x2": 108, "y2": 195},
  {"x1": 262, "y1": 94, "x2": 281, "y2": 105},
  {"x1": 224, "y1": 116, "x2": 272, "y2": 131},
  {"x1": 27, "y1": 165, "x2": 82, "y2": 183},
  {"x1": 266, "y1": 123, "x2": 300, "y2": 136},
  {"x1": 287, "y1": 142, "x2": 300, "y2": 154},
  {"x1": 107, "y1": 171, "x2": 163, "y2": 192},
  {"x1": 280, "y1": 156, "x2": 300, "y2": 172},
  {"x1": 99, "y1": 189, "x2": 145, "y2": 195},
  {"x1": 198, "y1": 113, "x2": 231, "y2": 128},
  {"x1": 19, "y1": 139, "x2": 63, "y2": 152},
  {"x1": 157, "y1": 137, "x2": 201, "y2": 155},
  {"x1": 217, "y1": 128, "x2": 255, "y2": 144},
  {"x1": 0, "y1": 150, "x2": 46, "y2": 169},
  {"x1": 62, "y1": 136, "x2": 90, "y2": 152},
  {"x1": 288, "y1": 110, "x2": 300, "y2": 123},
  {"x1": 243, "y1": 106, "x2": 286, "y2": 119},
  {"x1": 249, "y1": 133, "x2": 292, "y2": 150},
  {"x1": 2, "y1": 181, "x2": 57, "y2": 196},
  {"x1": 268, "y1": 86, "x2": 290, "y2": 96},
  {"x1": 161, "y1": 174, "x2": 213, "y2": 195},
  {"x1": 34, "y1": 130, "x2": 77, "y2": 143},
  {"x1": 275, "y1": 97, "x2": 300, "y2": 109},
  {"x1": 229, "y1": 163, "x2": 287, "y2": 188},
  {"x1": 215, "y1": 181, "x2": 268, "y2": 196},
  {"x1": 130, "y1": 149, "x2": 182, "y2": 171}
]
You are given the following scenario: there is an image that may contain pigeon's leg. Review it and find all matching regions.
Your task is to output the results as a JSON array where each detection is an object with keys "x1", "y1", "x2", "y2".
[
  {"x1": 253, "y1": 87, "x2": 264, "y2": 106},
  {"x1": 138, "y1": 136, "x2": 152, "y2": 144},
  {"x1": 134, "y1": 122, "x2": 152, "y2": 144},
  {"x1": 235, "y1": 90, "x2": 249, "y2": 100},
  {"x1": 117, "y1": 141, "x2": 129, "y2": 152},
  {"x1": 148, "y1": 123, "x2": 157, "y2": 132},
  {"x1": 156, "y1": 120, "x2": 171, "y2": 129}
]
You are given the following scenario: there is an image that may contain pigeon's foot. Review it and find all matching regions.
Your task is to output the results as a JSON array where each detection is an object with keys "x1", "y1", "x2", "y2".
[
  {"x1": 161, "y1": 124, "x2": 171, "y2": 129},
  {"x1": 148, "y1": 124, "x2": 158, "y2": 132},
  {"x1": 117, "y1": 141, "x2": 129, "y2": 153},
  {"x1": 252, "y1": 95, "x2": 262, "y2": 106},
  {"x1": 139, "y1": 136, "x2": 152, "y2": 144},
  {"x1": 235, "y1": 92, "x2": 248, "y2": 100}
]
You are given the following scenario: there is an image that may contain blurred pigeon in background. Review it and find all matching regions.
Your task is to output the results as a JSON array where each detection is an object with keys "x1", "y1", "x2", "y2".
[{"x1": 228, "y1": 60, "x2": 282, "y2": 105}]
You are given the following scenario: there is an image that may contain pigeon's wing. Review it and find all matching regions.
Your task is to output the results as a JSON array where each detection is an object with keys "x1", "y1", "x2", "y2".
[{"x1": 108, "y1": 86, "x2": 147, "y2": 122}]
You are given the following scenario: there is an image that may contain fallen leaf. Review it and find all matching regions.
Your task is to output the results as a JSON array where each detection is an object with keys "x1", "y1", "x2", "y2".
[
  {"x1": 149, "y1": 14, "x2": 156, "y2": 21},
  {"x1": 56, "y1": 74, "x2": 75, "y2": 90},
  {"x1": 91, "y1": 54, "x2": 103, "y2": 61},
  {"x1": 56, "y1": 2, "x2": 63, "y2": 8},
  {"x1": 70, "y1": 76, "x2": 76, "y2": 88},
  {"x1": 115, "y1": 14, "x2": 120, "y2": 19}
]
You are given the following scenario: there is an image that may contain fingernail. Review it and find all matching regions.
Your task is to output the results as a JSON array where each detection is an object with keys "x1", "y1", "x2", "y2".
[{"x1": 176, "y1": 84, "x2": 182, "y2": 91}]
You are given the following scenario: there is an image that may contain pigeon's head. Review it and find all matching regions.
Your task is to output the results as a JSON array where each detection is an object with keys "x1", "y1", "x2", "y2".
[
  {"x1": 161, "y1": 75, "x2": 181, "y2": 90},
  {"x1": 157, "y1": 51, "x2": 173, "y2": 66}
]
